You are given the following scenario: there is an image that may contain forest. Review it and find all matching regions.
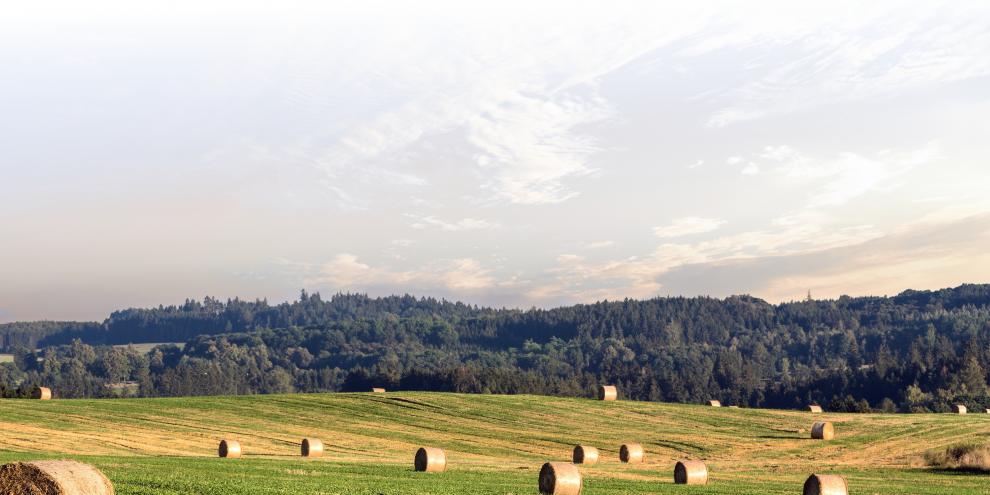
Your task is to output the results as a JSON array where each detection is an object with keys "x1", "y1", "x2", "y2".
[{"x1": 4, "y1": 284, "x2": 990, "y2": 412}]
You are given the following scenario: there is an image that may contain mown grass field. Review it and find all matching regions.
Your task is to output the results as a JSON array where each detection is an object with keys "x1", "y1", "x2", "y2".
[{"x1": 1, "y1": 392, "x2": 989, "y2": 494}]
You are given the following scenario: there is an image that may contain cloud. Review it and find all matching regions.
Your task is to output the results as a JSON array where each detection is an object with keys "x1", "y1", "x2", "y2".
[
  {"x1": 657, "y1": 213, "x2": 990, "y2": 302},
  {"x1": 768, "y1": 142, "x2": 940, "y2": 207},
  {"x1": 741, "y1": 162, "x2": 760, "y2": 175},
  {"x1": 306, "y1": 254, "x2": 391, "y2": 288},
  {"x1": 236, "y1": 4, "x2": 720, "y2": 208},
  {"x1": 304, "y1": 254, "x2": 496, "y2": 292},
  {"x1": 405, "y1": 214, "x2": 499, "y2": 231},
  {"x1": 467, "y1": 91, "x2": 611, "y2": 204},
  {"x1": 582, "y1": 240, "x2": 615, "y2": 249},
  {"x1": 702, "y1": 4, "x2": 990, "y2": 126},
  {"x1": 654, "y1": 217, "x2": 726, "y2": 239},
  {"x1": 434, "y1": 258, "x2": 496, "y2": 290},
  {"x1": 529, "y1": 209, "x2": 882, "y2": 304},
  {"x1": 524, "y1": 212, "x2": 990, "y2": 305},
  {"x1": 707, "y1": 108, "x2": 766, "y2": 127},
  {"x1": 761, "y1": 145, "x2": 802, "y2": 163}
]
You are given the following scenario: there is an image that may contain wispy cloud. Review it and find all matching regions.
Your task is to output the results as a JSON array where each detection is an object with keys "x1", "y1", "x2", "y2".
[
  {"x1": 468, "y1": 92, "x2": 610, "y2": 204},
  {"x1": 654, "y1": 217, "x2": 726, "y2": 239},
  {"x1": 708, "y1": 108, "x2": 766, "y2": 128},
  {"x1": 238, "y1": 4, "x2": 718, "y2": 208},
  {"x1": 405, "y1": 214, "x2": 499, "y2": 231},
  {"x1": 767, "y1": 143, "x2": 940, "y2": 207},
  {"x1": 702, "y1": 4, "x2": 990, "y2": 126},
  {"x1": 581, "y1": 240, "x2": 615, "y2": 249}
]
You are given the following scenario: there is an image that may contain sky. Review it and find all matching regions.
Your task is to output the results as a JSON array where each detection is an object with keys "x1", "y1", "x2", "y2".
[{"x1": 2, "y1": 0, "x2": 990, "y2": 322}]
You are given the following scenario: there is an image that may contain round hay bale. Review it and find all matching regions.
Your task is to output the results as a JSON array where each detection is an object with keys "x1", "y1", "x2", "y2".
[
  {"x1": 218, "y1": 439, "x2": 241, "y2": 458},
  {"x1": 0, "y1": 460, "x2": 114, "y2": 495},
  {"x1": 414, "y1": 447, "x2": 446, "y2": 472},
  {"x1": 985, "y1": 408, "x2": 990, "y2": 414},
  {"x1": 32, "y1": 387, "x2": 52, "y2": 400},
  {"x1": 572, "y1": 445, "x2": 599, "y2": 465},
  {"x1": 538, "y1": 462, "x2": 581, "y2": 495},
  {"x1": 803, "y1": 474, "x2": 847, "y2": 495},
  {"x1": 810, "y1": 422, "x2": 834, "y2": 440},
  {"x1": 807, "y1": 405, "x2": 823, "y2": 413},
  {"x1": 598, "y1": 385, "x2": 617, "y2": 401},
  {"x1": 372, "y1": 387, "x2": 386, "y2": 393},
  {"x1": 708, "y1": 400, "x2": 721, "y2": 407},
  {"x1": 301, "y1": 438, "x2": 323, "y2": 457},
  {"x1": 953, "y1": 404, "x2": 967, "y2": 414},
  {"x1": 619, "y1": 443, "x2": 644, "y2": 463},
  {"x1": 674, "y1": 460, "x2": 708, "y2": 485}
]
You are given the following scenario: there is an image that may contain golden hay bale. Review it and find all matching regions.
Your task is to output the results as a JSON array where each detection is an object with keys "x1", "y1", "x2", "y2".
[
  {"x1": 538, "y1": 462, "x2": 582, "y2": 495},
  {"x1": 572, "y1": 445, "x2": 599, "y2": 465},
  {"x1": 619, "y1": 443, "x2": 644, "y2": 463},
  {"x1": 807, "y1": 405, "x2": 823, "y2": 413},
  {"x1": 0, "y1": 460, "x2": 114, "y2": 495},
  {"x1": 708, "y1": 400, "x2": 721, "y2": 407},
  {"x1": 953, "y1": 404, "x2": 967, "y2": 414},
  {"x1": 598, "y1": 385, "x2": 617, "y2": 401},
  {"x1": 674, "y1": 460, "x2": 708, "y2": 485},
  {"x1": 218, "y1": 440, "x2": 241, "y2": 458},
  {"x1": 985, "y1": 408, "x2": 990, "y2": 414},
  {"x1": 372, "y1": 387, "x2": 386, "y2": 393},
  {"x1": 803, "y1": 474, "x2": 847, "y2": 495},
  {"x1": 811, "y1": 422, "x2": 834, "y2": 440},
  {"x1": 32, "y1": 387, "x2": 52, "y2": 400},
  {"x1": 301, "y1": 438, "x2": 323, "y2": 457},
  {"x1": 414, "y1": 447, "x2": 446, "y2": 472}
]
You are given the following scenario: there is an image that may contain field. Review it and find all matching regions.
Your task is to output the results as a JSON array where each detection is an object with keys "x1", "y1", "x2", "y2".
[
  {"x1": 0, "y1": 354, "x2": 12, "y2": 363},
  {"x1": 1, "y1": 393, "x2": 989, "y2": 494},
  {"x1": 112, "y1": 342, "x2": 184, "y2": 353}
]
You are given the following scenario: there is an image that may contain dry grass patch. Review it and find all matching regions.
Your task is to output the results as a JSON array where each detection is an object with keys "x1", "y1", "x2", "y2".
[{"x1": 924, "y1": 443, "x2": 990, "y2": 471}]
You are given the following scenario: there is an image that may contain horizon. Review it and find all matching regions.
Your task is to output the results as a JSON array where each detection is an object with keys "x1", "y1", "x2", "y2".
[
  {"x1": 3, "y1": 0, "x2": 990, "y2": 322},
  {"x1": 3, "y1": 281, "x2": 984, "y2": 324}
]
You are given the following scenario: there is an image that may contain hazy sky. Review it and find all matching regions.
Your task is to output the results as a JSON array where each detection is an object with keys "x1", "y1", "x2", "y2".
[{"x1": 3, "y1": 0, "x2": 990, "y2": 322}]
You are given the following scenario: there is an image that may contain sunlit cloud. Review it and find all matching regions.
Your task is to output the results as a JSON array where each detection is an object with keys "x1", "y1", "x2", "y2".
[{"x1": 302, "y1": 254, "x2": 497, "y2": 293}]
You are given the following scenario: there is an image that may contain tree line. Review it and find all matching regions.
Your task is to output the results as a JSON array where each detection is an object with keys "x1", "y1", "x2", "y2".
[{"x1": 4, "y1": 284, "x2": 990, "y2": 412}]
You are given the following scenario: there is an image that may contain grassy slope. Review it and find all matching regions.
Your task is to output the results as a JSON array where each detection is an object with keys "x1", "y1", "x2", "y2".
[{"x1": 1, "y1": 392, "x2": 988, "y2": 494}]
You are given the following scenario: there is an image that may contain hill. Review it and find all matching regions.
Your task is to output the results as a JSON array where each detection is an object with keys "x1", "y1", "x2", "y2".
[
  {"x1": 0, "y1": 392, "x2": 987, "y2": 494},
  {"x1": 4, "y1": 284, "x2": 990, "y2": 411}
]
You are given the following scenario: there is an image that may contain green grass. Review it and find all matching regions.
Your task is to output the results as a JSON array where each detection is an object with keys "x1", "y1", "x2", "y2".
[
  {"x1": 1, "y1": 393, "x2": 989, "y2": 494},
  {"x1": 111, "y1": 342, "x2": 184, "y2": 354}
]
